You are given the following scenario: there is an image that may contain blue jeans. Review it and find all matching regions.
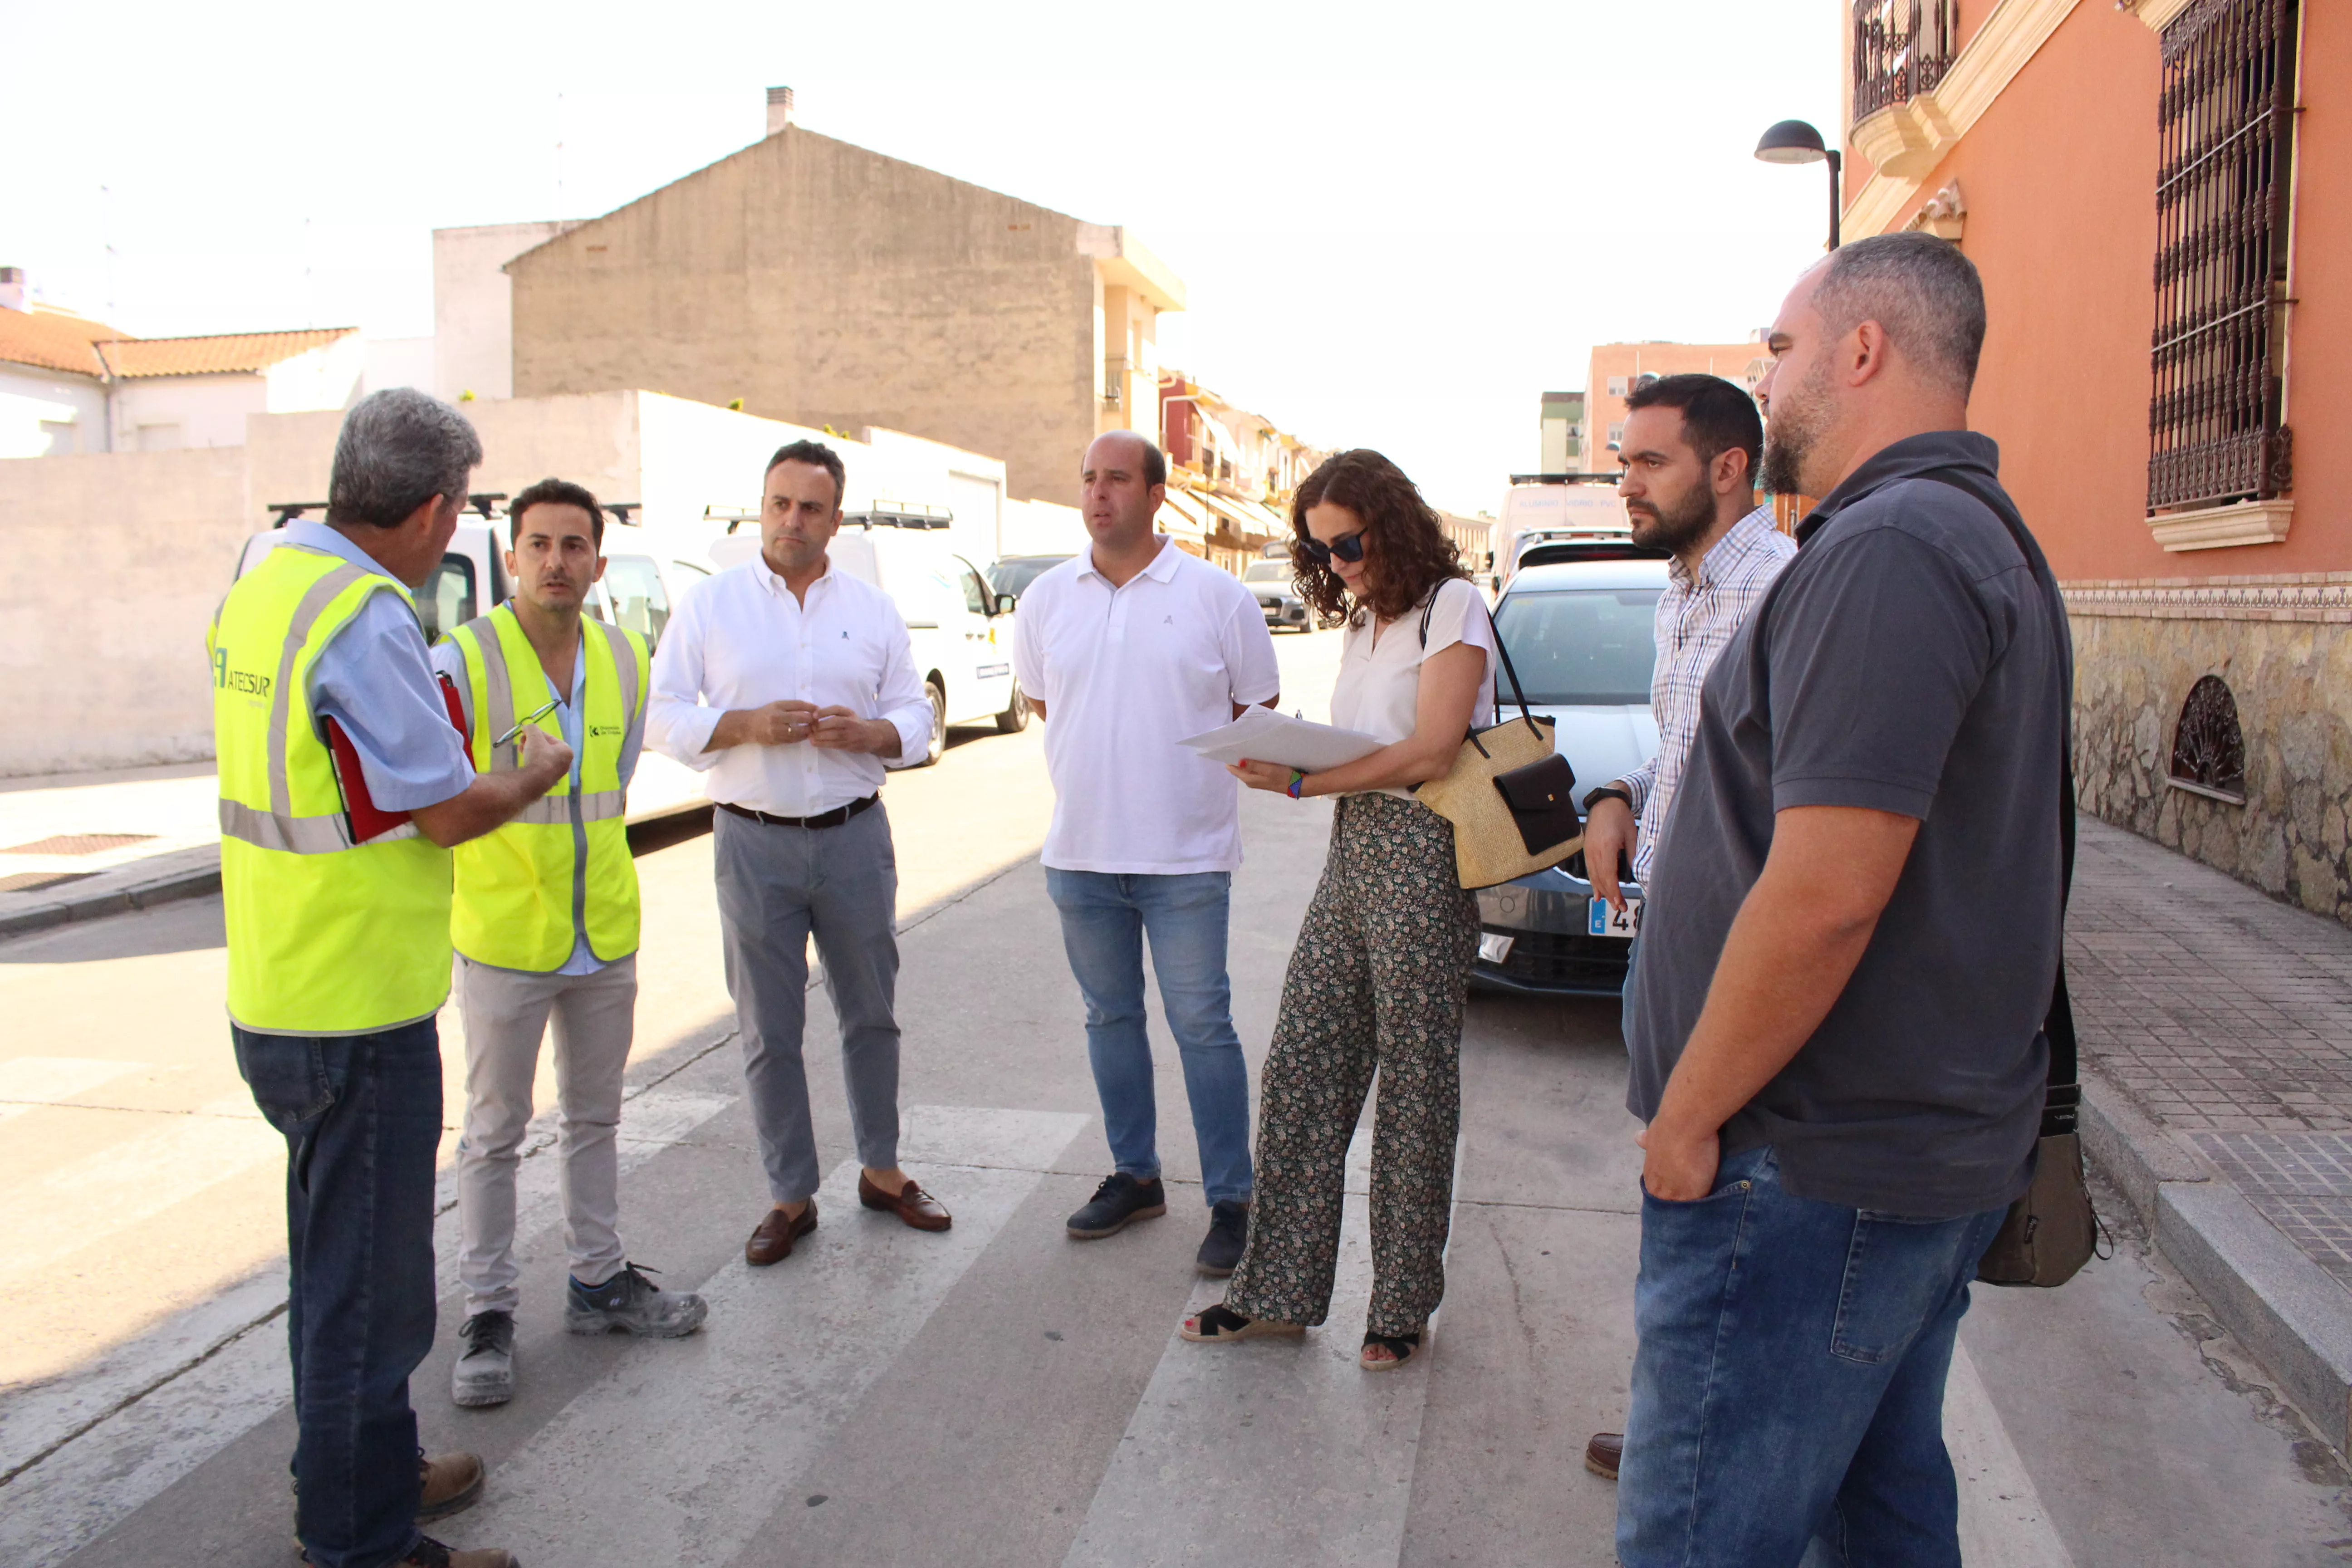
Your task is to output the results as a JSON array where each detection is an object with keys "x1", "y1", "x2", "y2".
[
  {"x1": 1617, "y1": 1144, "x2": 2009, "y2": 1568},
  {"x1": 1044, "y1": 868, "x2": 1253, "y2": 1206},
  {"x1": 234, "y1": 1018, "x2": 444, "y2": 1568}
]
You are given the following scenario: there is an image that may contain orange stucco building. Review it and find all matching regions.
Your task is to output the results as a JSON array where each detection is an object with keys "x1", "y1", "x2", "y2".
[{"x1": 1839, "y1": 0, "x2": 2350, "y2": 921}]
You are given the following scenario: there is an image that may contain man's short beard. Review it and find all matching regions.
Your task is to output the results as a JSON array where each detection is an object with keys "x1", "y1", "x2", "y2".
[
  {"x1": 1627, "y1": 475, "x2": 1717, "y2": 555},
  {"x1": 1760, "y1": 356, "x2": 1833, "y2": 496}
]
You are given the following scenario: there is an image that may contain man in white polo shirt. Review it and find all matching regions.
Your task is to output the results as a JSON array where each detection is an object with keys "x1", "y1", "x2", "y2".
[{"x1": 1014, "y1": 431, "x2": 1282, "y2": 1276}]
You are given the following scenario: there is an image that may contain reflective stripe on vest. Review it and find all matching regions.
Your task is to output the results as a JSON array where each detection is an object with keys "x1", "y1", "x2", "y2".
[
  {"x1": 445, "y1": 607, "x2": 648, "y2": 971},
  {"x1": 211, "y1": 544, "x2": 453, "y2": 1034}
]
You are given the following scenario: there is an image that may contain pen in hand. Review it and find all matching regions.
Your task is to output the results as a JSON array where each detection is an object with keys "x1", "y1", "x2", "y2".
[{"x1": 494, "y1": 697, "x2": 562, "y2": 747}]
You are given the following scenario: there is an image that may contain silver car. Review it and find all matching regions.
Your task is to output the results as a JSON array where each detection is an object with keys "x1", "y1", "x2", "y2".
[
  {"x1": 1241, "y1": 559, "x2": 1312, "y2": 632},
  {"x1": 1471, "y1": 556, "x2": 1666, "y2": 996}
]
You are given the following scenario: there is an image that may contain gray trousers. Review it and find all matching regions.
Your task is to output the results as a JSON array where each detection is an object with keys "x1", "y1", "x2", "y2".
[
  {"x1": 713, "y1": 803, "x2": 902, "y2": 1205},
  {"x1": 454, "y1": 952, "x2": 637, "y2": 1315}
]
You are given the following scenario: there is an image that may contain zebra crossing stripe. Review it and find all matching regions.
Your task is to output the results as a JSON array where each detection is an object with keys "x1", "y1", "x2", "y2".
[
  {"x1": 0, "y1": 1086, "x2": 740, "y2": 1568},
  {"x1": 1948, "y1": 1338, "x2": 2078, "y2": 1567},
  {"x1": 455, "y1": 1105, "x2": 1088, "y2": 1565},
  {"x1": 1064, "y1": 1127, "x2": 1439, "y2": 1568}
]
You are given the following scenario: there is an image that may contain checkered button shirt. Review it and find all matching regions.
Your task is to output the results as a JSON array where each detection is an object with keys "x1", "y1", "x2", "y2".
[{"x1": 1618, "y1": 506, "x2": 1797, "y2": 883}]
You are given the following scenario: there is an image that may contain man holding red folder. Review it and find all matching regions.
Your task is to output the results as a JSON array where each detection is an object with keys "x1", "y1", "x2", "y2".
[{"x1": 214, "y1": 389, "x2": 568, "y2": 1568}]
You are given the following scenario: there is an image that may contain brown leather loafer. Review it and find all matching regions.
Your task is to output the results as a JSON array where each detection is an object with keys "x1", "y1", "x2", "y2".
[
  {"x1": 1585, "y1": 1431, "x2": 1623, "y2": 1480},
  {"x1": 858, "y1": 1172, "x2": 952, "y2": 1231},
  {"x1": 746, "y1": 1200, "x2": 818, "y2": 1265}
]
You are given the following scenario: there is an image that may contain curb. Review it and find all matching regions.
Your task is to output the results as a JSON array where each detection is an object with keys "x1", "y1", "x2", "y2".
[
  {"x1": 2081, "y1": 1069, "x2": 2352, "y2": 1454},
  {"x1": 0, "y1": 847, "x2": 222, "y2": 942}
]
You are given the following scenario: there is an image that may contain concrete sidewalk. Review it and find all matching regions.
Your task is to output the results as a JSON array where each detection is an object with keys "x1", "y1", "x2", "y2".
[
  {"x1": 0, "y1": 764, "x2": 223, "y2": 940},
  {"x1": 2070, "y1": 815, "x2": 2352, "y2": 1452}
]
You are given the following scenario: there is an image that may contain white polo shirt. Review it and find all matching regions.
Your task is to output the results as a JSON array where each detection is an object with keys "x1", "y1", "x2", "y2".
[{"x1": 1012, "y1": 539, "x2": 1282, "y2": 875}]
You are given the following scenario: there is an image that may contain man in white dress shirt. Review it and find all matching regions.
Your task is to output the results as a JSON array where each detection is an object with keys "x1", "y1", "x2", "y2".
[
  {"x1": 647, "y1": 439, "x2": 953, "y2": 1265},
  {"x1": 1013, "y1": 431, "x2": 1282, "y2": 1276}
]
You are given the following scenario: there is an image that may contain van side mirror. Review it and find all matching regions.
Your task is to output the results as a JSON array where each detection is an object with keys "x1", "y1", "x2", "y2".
[{"x1": 993, "y1": 591, "x2": 1016, "y2": 614}]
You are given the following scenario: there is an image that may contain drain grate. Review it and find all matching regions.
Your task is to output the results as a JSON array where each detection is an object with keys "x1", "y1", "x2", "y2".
[
  {"x1": 0, "y1": 870, "x2": 97, "y2": 895},
  {"x1": 1, "y1": 834, "x2": 159, "y2": 857}
]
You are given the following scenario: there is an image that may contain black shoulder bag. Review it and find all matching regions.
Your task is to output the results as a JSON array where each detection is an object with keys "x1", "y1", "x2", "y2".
[{"x1": 1921, "y1": 469, "x2": 2104, "y2": 1288}]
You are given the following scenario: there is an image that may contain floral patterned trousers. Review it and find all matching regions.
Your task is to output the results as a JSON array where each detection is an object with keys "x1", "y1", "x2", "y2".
[{"x1": 1225, "y1": 791, "x2": 1479, "y2": 1339}]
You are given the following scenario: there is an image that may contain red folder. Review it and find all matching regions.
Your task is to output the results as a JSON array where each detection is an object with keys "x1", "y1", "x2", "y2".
[{"x1": 322, "y1": 675, "x2": 475, "y2": 845}]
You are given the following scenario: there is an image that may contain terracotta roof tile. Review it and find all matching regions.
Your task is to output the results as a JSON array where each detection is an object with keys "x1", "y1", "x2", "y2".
[
  {"x1": 97, "y1": 328, "x2": 357, "y2": 378},
  {"x1": 0, "y1": 308, "x2": 123, "y2": 377}
]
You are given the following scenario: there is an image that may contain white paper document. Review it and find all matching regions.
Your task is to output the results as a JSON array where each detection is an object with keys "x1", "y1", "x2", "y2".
[{"x1": 1176, "y1": 708, "x2": 1386, "y2": 771}]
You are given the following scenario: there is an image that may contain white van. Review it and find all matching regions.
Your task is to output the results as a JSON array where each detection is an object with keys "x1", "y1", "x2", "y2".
[
  {"x1": 1493, "y1": 479, "x2": 1631, "y2": 591},
  {"x1": 230, "y1": 500, "x2": 715, "y2": 822},
  {"x1": 709, "y1": 507, "x2": 1026, "y2": 767}
]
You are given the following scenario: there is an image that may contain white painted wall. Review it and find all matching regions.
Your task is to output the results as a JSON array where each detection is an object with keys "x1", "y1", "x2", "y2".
[
  {"x1": 0, "y1": 364, "x2": 108, "y2": 459},
  {"x1": 434, "y1": 221, "x2": 575, "y2": 404},
  {"x1": 110, "y1": 373, "x2": 265, "y2": 452},
  {"x1": 1000, "y1": 497, "x2": 1087, "y2": 557},
  {"x1": 262, "y1": 335, "x2": 365, "y2": 414},
  {"x1": 363, "y1": 337, "x2": 434, "y2": 394}
]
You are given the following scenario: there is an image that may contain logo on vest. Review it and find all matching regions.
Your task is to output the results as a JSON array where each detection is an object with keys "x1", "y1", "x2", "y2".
[
  {"x1": 588, "y1": 725, "x2": 622, "y2": 737},
  {"x1": 213, "y1": 648, "x2": 270, "y2": 696}
]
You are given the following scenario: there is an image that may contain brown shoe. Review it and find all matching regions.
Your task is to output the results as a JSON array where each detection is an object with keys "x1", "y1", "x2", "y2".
[
  {"x1": 746, "y1": 1200, "x2": 818, "y2": 1265},
  {"x1": 418, "y1": 1450, "x2": 485, "y2": 1522},
  {"x1": 1585, "y1": 1431, "x2": 1623, "y2": 1480},
  {"x1": 858, "y1": 1172, "x2": 952, "y2": 1231}
]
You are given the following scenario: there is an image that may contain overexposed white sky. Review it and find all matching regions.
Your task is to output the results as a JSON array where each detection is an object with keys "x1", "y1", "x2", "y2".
[{"x1": 1, "y1": 0, "x2": 1838, "y2": 514}]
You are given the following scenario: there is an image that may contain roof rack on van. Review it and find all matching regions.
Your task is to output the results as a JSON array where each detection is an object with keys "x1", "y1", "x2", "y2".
[
  {"x1": 265, "y1": 501, "x2": 329, "y2": 528},
  {"x1": 468, "y1": 493, "x2": 508, "y2": 520},
  {"x1": 847, "y1": 500, "x2": 954, "y2": 531},
  {"x1": 605, "y1": 503, "x2": 641, "y2": 527},
  {"x1": 1507, "y1": 473, "x2": 1622, "y2": 485}
]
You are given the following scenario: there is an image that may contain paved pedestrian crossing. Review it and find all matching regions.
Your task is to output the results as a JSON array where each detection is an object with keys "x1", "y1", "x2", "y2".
[{"x1": 4, "y1": 1083, "x2": 2078, "y2": 1568}]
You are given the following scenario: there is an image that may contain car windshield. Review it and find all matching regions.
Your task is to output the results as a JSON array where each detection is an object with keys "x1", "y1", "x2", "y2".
[
  {"x1": 1491, "y1": 588, "x2": 1663, "y2": 705},
  {"x1": 989, "y1": 556, "x2": 1070, "y2": 596},
  {"x1": 1243, "y1": 562, "x2": 1290, "y2": 583}
]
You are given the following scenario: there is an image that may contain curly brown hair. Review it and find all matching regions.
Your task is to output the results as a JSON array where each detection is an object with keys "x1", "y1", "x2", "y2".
[{"x1": 1289, "y1": 449, "x2": 1465, "y2": 628}]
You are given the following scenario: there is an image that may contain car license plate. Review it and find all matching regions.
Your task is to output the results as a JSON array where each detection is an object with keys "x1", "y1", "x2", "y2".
[{"x1": 1588, "y1": 897, "x2": 1643, "y2": 939}]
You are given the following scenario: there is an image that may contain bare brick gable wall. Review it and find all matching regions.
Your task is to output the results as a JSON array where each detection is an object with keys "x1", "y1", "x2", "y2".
[{"x1": 507, "y1": 127, "x2": 1098, "y2": 508}]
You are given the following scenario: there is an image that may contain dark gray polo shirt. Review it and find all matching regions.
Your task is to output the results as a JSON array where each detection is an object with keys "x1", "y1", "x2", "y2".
[{"x1": 1624, "y1": 431, "x2": 2068, "y2": 1217}]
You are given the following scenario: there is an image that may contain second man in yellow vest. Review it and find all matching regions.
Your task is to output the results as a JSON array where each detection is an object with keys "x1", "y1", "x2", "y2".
[{"x1": 432, "y1": 478, "x2": 707, "y2": 1410}]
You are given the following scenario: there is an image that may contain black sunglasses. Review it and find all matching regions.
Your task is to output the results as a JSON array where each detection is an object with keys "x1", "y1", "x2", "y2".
[{"x1": 1301, "y1": 530, "x2": 1367, "y2": 567}]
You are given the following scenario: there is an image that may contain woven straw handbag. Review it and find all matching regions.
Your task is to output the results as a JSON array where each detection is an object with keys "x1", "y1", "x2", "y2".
[{"x1": 1408, "y1": 588, "x2": 1583, "y2": 890}]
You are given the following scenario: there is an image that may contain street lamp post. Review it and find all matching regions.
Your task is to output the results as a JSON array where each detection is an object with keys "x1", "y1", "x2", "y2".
[{"x1": 1754, "y1": 119, "x2": 1842, "y2": 252}]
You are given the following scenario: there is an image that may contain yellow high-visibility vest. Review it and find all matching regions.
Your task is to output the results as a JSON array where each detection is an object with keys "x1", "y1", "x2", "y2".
[
  {"x1": 445, "y1": 606, "x2": 647, "y2": 972},
  {"x1": 211, "y1": 544, "x2": 454, "y2": 1034}
]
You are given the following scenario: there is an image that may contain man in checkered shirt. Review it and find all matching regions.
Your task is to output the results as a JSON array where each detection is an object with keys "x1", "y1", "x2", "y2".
[
  {"x1": 1583, "y1": 373, "x2": 1796, "y2": 917},
  {"x1": 1578, "y1": 372, "x2": 1794, "y2": 1488}
]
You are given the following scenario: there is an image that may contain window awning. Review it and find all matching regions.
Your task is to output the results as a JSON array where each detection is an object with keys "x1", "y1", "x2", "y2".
[
  {"x1": 1196, "y1": 489, "x2": 1288, "y2": 542},
  {"x1": 1156, "y1": 487, "x2": 1211, "y2": 539}
]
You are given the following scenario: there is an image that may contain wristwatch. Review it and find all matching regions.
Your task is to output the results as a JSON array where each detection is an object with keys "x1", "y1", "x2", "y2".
[{"x1": 1583, "y1": 785, "x2": 1634, "y2": 815}]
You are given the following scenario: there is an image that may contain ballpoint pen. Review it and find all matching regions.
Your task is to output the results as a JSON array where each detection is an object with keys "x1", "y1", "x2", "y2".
[{"x1": 493, "y1": 697, "x2": 562, "y2": 747}]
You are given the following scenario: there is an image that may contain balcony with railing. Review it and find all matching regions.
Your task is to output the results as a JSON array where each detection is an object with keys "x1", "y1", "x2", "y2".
[{"x1": 1853, "y1": 0, "x2": 1960, "y2": 120}]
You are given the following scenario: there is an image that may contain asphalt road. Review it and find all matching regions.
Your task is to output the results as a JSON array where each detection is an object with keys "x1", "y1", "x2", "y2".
[{"x1": 4, "y1": 623, "x2": 2349, "y2": 1566}]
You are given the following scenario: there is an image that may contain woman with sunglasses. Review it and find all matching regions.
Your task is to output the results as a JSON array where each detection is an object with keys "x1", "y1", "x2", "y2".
[{"x1": 1180, "y1": 449, "x2": 1494, "y2": 1370}]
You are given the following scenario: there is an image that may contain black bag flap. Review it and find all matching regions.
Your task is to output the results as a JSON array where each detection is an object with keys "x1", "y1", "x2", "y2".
[
  {"x1": 1492, "y1": 753, "x2": 1581, "y2": 857},
  {"x1": 1494, "y1": 752, "x2": 1576, "y2": 813}
]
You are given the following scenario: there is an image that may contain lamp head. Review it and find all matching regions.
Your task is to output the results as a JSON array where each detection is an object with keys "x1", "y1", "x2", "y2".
[{"x1": 1754, "y1": 119, "x2": 1828, "y2": 165}]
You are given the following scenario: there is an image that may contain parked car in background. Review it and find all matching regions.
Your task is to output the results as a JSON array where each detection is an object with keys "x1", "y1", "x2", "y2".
[
  {"x1": 987, "y1": 554, "x2": 1073, "y2": 608},
  {"x1": 1240, "y1": 559, "x2": 1312, "y2": 632},
  {"x1": 712, "y1": 508, "x2": 1025, "y2": 765},
  {"x1": 1471, "y1": 556, "x2": 1667, "y2": 995}
]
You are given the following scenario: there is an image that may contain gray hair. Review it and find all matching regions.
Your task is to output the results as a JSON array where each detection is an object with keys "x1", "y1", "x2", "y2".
[
  {"x1": 1811, "y1": 231, "x2": 1986, "y2": 398},
  {"x1": 327, "y1": 389, "x2": 485, "y2": 529}
]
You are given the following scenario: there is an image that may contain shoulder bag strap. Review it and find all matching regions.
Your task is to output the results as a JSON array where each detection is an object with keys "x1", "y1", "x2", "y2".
[
  {"x1": 1419, "y1": 579, "x2": 1543, "y2": 740},
  {"x1": 1919, "y1": 469, "x2": 2079, "y2": 1115}
]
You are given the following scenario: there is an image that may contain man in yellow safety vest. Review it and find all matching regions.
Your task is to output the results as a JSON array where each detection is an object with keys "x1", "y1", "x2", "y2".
[
  {"x1": 432, "y1": 478, "x2": 706, "y2": 1411},
  {"x1": 214, "y1": 390, "x2": 567, "y2": 1568}
]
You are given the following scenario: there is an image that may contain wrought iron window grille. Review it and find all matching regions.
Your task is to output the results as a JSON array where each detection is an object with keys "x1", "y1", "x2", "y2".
[
  {"x1": 1852, "y1": 0, "x2": 1961, "y2": 121},
  {"x1": 2167, "y1": 674, "x2": 2249, "y2": 805},
  {"x1": 2148, "y1": 0, "x2": 2298, "y2": 514}
]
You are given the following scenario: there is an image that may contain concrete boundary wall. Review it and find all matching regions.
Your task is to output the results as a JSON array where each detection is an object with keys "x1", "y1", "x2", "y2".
[
  {"x1": 0, "y1": 446, "x2": 249, "y2": 776},
  {"x1": 1, "y1": 390, "x2": 1051, "y2": 779}
]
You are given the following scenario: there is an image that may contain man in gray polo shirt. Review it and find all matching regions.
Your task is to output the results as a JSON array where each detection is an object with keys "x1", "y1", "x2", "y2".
[{"x1": 1614, "y1": 233, "x2": 2070, "y2": 1567}]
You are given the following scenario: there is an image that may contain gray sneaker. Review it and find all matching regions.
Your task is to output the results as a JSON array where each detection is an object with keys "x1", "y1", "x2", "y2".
[
  {"x1": 565, "y1": 1262, "x2": 708, "y2": 1338},
  {"x1": 451, "y1": 1312, "x2": 515, "y2": 1408}
]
